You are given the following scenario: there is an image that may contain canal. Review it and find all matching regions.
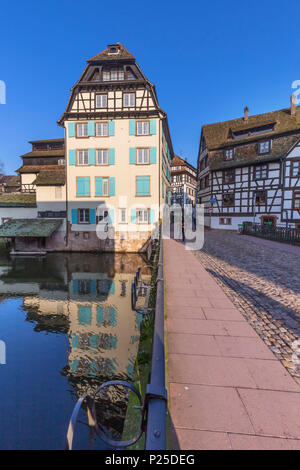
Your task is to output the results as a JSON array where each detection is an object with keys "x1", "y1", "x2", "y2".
[{"x1": 0, "y1": 252, "x2": 152, "y2": 450}]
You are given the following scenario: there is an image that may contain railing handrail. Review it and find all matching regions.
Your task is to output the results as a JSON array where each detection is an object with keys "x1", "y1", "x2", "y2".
[{"x1": 145, "y1": 235, "x2": 167, "y2": 450}]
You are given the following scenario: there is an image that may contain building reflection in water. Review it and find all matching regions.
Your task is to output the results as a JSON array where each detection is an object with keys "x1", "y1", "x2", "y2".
[{"x1": 0, "y1": 252, "x2": 151, "y2": 445}]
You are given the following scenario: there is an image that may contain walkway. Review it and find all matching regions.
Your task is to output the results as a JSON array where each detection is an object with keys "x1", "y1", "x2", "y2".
[{"x1": 164, "y1": 238, "x2": 300, "y2": 450}]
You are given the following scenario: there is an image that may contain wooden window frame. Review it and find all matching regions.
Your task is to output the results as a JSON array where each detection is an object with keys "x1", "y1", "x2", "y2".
[
  {"x1": 260, "y1": 215, "x2": 277, "y2": 227},
  {"x1": 77, "y1": 208, "x2": 90, "y2": 224},
  {"x1": 136, "y1": 147, "x2": 150, "y2": 165},
  {"x1": 119, "y1": 208, "x2": 127, "y2": 224},
  {"x1": 95, "y1": 93, "x2": 108, "y2": 109},
  {"x1": 95, "y1": 149, "x2": 109, "y2": 166},
  {"x1": 291, "y1": 159, "x2": 300, "y2": 178},
  {"x1": 94, "y1": 176, "x2": 110, "y2": 197},
  {"x1": 76, "y1": 149, "x2": 89, "y2": 166},
  {"x1": 76, "y1": 176, "x2": 90, "y2": 197},
  {"x1": 255, "y1": 189, "x2": 267, "y2": 206},
  {"x1": 123, "y1": 92, "x2": 136, "y2": 108},
  {"x1": 76, "y1": 122, "x2": 89, "y2": 139},
  {"x1": 223, "y1": 169, "x2": 235, "y2": 184},
  {"x1": 224, "y1": 148, "x2": 234, "y2": 161},
  {"x1": 136, "y1": 208, "x2": 150, "y2": 224},
  {"x1": 95, "y1": 121, "x2": 109, "y2": 137},
  {"x1": 219, "y1": 217, "x2": 232, "y2": 226},
  {"x1": 258, "y1": 140, "x2": 271, "y2": 155},
  {"x1": 293, "y1": 191, "x2": 300, "y2": 210},
  {"x1": 136, "y1": 175, "x2": 151, "y2": 197},
  {"x1": 254, "y1": 164, "x2": 268, "y2": 180},
  {"x1": 136, "y1": 120, "x2": 150, "y2": 136}
]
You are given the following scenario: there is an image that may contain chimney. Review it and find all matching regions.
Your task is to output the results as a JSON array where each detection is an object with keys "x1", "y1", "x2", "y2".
[
  {"x1": 291, "y1": 94, "x2": 296, "y2": 116},
  {"x1": 244, "y1": 106, "x2": 249, "y2": 121}
]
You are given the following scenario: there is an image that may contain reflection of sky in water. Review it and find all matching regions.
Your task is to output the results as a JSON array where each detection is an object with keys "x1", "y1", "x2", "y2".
[{"x1": 0, "y1": 253, "x2": 151, "y2": 449}]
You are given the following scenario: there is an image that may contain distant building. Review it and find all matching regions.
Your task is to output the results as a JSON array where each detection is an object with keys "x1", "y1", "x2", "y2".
[
  {"x1": 0, "y1": 175, "x2": 20, "y2": 193},
  {"x1": 171, "y1": 155, "x2": 197, "y2": 206},
  {"x1": 197, "y1": 98, "x2": 300, "y2": 230}
]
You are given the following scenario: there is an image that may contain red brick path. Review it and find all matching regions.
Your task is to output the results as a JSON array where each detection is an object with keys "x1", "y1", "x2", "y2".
[{"x1": 164, "y1": 238, "x2": 300, "y2": 450}]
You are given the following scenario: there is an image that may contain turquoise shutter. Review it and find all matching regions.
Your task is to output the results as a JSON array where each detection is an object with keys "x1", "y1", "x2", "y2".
[
  {"x1": 109, "y1": 281, "x2": 115, "y2": 295},
  {"x1": 68, "y1": 122, "x2": 75, "y2": 137},
  {"x1": 97, "y1": 306, "x2": 104, "y2": 325},
  {"x1": 150, "y1": 147, "x2": 157, "y2": 164},
  {"x1": 129, "y1": 148, "x2": 136, "y2": 164},
  {"x1": 69, "y1": 150, "x2": 76, "y2": 166},
  {"x1": 109, "y1": 177, "x2": 115, "y2": 196},
  {"x1": 73, "y1": 279, "x2": 78, "y2": 294},
  {"x1": 150, "y1": 119, "x2": 156, "y2": 135},
  {"x1": 88, "y1": 148, "x2": 95, "y2": 165},
  {"x1": 90, "y1": 280, "x2": 96, "y2": 295},
  {"x1": 89, "y1": 208, "x2": 96, "y2": 224},
  {"x1": 129, "y1": 120, "x2": 136, "y2": 135},
  {"x1": 77, "y1": 177, "x2": 89, "y2": 196},
  {"x1": 71, "y1": 333, "x2": 79, "y2": 348},
  {"x1": 131, "y1": 209, "x2": 136, "y2": 223},
  {"x1": 149, "y1": 209, "x2": 155, "y2": 223},
  {"x1": 89, "y1": 334, "x2": 99, "y2": 348},
  {"x1": 108, "y1": 209, "x2": 114, "y2": 223},
  {"x1": 136, "y1": 176, "x2": 150, "y2": 196},
  {"x1": 72, "y1": 209, "x2": 78, "y2": 224},
  {"x1": 88, "y1": 121, "x2": 95, "y2": 137},
  {"x1": 95, "y1": 177, "x2": 103, "y2": 196},
  {"x1": 109, "y1": 148, "x2": 115, "y2": 165},
  {"x1": 109, "y1": 120, "x2": 115, "y2": 136},
  {"x1": 78, "y1": 306, "x2": 92, "y2": 325}
]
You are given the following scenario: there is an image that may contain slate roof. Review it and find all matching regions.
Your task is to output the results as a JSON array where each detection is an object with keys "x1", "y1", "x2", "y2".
[
  {"x1": 0, "y1": 219, "x2": 62, "y2": 237},
  {"x1": 203, "y1": 106, "x2": 300, "y2": 150},
  {"x1": 0, "y1": 193, "x2": 36, "y2": 207},
  {"x1": 87, "y1": 43, "x2": 135, "y2": 62},
  {"x1": 34, "y1": 170, "x2": 65, "y2": 186}
]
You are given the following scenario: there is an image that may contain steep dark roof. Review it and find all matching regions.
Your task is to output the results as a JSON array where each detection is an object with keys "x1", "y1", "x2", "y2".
[
  {"x1": 0, "y1": 219, "x2": 62, "y2": 237},
  {"x1": 171, "y1": 155, "x2": 197, "y2": 173},
  {"x1": 17, "y1": 165, "x2": 65, "y2": 174},
  {"x1": 203, "y1": 106, "x2": 300, "y2": 150},
  {"x1": 20, "y1": 150, "x2": 65, "y2": 158},
  {"x1": 87, "y1": 43, "x2": 135, "y2": 62},
  {"x1": 34, "y1": 170, "x2": 65, "y2": 186},
  {"x1": 28, "y1": 138, "x2": 64, "y2": 144}
]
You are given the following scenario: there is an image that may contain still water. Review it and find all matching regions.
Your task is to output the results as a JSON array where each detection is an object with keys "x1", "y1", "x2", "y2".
[{"x1": 0, "y1": 252, "x2": 151, "y2": 449}]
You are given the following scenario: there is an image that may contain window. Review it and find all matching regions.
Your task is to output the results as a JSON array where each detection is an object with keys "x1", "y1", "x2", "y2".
[
  {"x1": 222, "y1": 193, "x2": 235, "y2": 206},
  {"x1": 96, "y1": 149, "x2": 108, "y2": 165},
  {"x1": 77, "y1": 123, "x2": 88, "y2": 137},
  {"x1": 224, "y1": 149, "x2": 234, "y2": 161},
  {"x1": 119, "y1": 208, "x2": 127, "y2": 223},
  {"x1": 97, "y1": 279, "x2": 111, "y2": 295},
  {"x1": 291, "y1": 160, "x2": 300, "y2": 177},
  {"x1": 123, "y1": 92, "x2": 135, "y2": 107},
  {"x1": 77, "y1": 150, "x2": 89, "y2": 165},
  {"x1": 102, "y1": 67, "x2": 124, "y2": 81},
  {"x1": 223, "y1": 169, "x2": 235, "y2": 184},
  {"x1": 95, "y1": 122, "x2": 108, "y2": 136},
  {"x1": 58, "y1": 159, "x2": 65, "y2": 165},
  {"x1": 78, "y1": 209, "x2": 90, "y2": 224},
  {"x1": 255, "y1": 164, "x2": 268, "y2": 179},
  {"x1": 95, "y1": 94, "x2": 108, "y2": 108},
  {"x1": 137, "y1": 148, "x2": 149, "y2": 164},
  {"x1": 205, "y1": 175, "x2": 209, "y2": 187},
  {"x1": 293, "y1": 192, "x2": 300, "y2": 209},
  {"x1": 126, "y1": 67, "x2": 136, "y2": 80},
  {"x1": 136, "y1": 209, "x2": 149, "y2": 224},
  {"x1": 219, "y1": 217, "x2": 232, "y2": 225},
  {"x1": 103, "y1": 177, "x2": 109, "y2": 196},
  {"x1": 255, "y1": 190, "x2": 267, "y2": 206},
  {"x1": 136, "y1": 176, "x2": 150, "y2": 196},
  {"x1": 136, "y1": 121, "x2": 149, "y2": 135},
  {"x1": 55, "y1": 186, "x2": 62, "y2": 199},
  {"x1": 258, "y1": 141, "x2": 271, "y2": 154},
  {"x1": 78, "y1": 280, "x2": 90, "y2": 294}
]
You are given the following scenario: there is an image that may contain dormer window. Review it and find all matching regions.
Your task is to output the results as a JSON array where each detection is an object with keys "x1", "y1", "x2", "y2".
[
  {"x1": 258, "y1": 140, "x2": 271, "y2": 154},
  {"x1": 108, "y1": 46, "x2": 119, "y2": 54},
  {"x1": 224, "y1": 148, "x2": 234, "y2": 161},
  {"x1": 102, "y1": 67, "x2": 124, "y2": 81}
]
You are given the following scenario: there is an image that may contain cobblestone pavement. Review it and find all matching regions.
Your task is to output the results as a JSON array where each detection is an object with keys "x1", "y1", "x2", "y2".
[{"x1": 193, "y1": 230, "x2": 300, "y2": 384}]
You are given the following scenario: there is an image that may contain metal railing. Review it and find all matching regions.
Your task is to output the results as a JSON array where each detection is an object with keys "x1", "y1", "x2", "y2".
[
  {"x1": 65, "y1": 237, "x2": 167, "y2": 450},
  {"x1": 242, "y1": 222, "x2": 300, "y2": 245}
]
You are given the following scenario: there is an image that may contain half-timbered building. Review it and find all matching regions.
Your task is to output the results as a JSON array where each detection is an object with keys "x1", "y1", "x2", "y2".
[
  {"x1": 57, "y1": 42, "x2": 173, "y2": 251},
  {"x1": 197, "y1": 98, "x2": 300, "y2": 230},
  {"x1": 171, "y1": 155, "x2": 197, "y2": 206}
]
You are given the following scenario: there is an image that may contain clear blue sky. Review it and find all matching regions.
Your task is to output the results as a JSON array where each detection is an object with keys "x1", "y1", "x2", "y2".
[{"x1": 0, "y1": 0, "x2": 299, "y2": 173}]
